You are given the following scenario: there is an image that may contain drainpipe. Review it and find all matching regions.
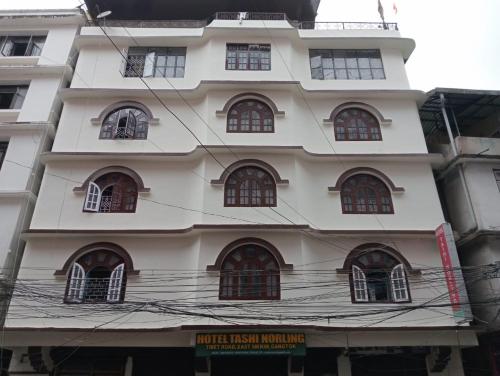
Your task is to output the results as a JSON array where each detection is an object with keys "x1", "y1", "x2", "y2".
[{"x1": 440, "y1": 93, "x2": 479, "y2": 236}]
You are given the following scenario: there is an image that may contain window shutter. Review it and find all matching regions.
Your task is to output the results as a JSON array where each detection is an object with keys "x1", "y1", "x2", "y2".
[
  {"x1": 84, "y1": 182, "x2": 101, "y2": 212},
  {"x1": 125, "y1": 111, "x2": 136, "y2": 138},
  {"x1": 25, "y1": 36, "x2": 34, "y2": 57},
  {"x1": 352, "y1": 265, "x2": 368, "y2": 302},
  {"x1": 142, "y1": 52, "x2": 156, "y2": 77},
  {"x1": 143, "y1": 52, "x2": 156, "y2": 77},
  {"x1": 119, "y1": 48, "x2": 129, "y2": 76},
  {"x1": 391, "y1": 264, "x2": 409, "y2": 302},
  {"x1": 107, "y1": 263, "x2": 125, "y2": 302},
  {"x1": 0, "y1": 38, "x2": 13, "y2": 56},
  {"x1": 67, "y1": 263, "x2": 86, "y2": 302}
]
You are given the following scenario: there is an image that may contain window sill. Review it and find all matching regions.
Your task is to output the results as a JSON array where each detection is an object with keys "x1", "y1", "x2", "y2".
[
  {"x1": 0, "y1": 110, "x2": 20, "y2": 122},
  {"x1": 0, "y1": 55, "x2": 39, "y2": 66}
]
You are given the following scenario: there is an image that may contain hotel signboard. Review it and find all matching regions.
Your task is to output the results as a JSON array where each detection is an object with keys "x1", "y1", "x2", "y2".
[
  {"x1": 435, "y1": 223, "x2": 472, "y2": 323},
  {"x1": 195, "y1": 333, "x2": 306, "y2": 356}
]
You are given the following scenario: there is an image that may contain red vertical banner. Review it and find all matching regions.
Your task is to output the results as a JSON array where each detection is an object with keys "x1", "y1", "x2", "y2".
[{"x1": 435, "y1": 224, "x2": 461, "y2": 312}]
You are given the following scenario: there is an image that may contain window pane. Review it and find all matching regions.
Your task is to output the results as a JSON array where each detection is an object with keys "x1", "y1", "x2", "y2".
[
  {"x1": 335, "y1": 69, "x2": 348, "y2": 79},
  {"x1": 347, "y1": 69, "x2": 360, "y2": 79},
  {"x1": 309, "y1": 49, "x2": 385, "y2": 80},
  {"x1": 310, "y1": 55, "x2": 322, "y2": 69},
  {"x1": 372, "y1": 68, "x2": 386, "y2": 79}
]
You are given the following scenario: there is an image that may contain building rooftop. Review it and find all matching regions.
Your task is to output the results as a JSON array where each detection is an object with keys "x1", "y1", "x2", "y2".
[
  {"x1": 84, "y1": 0, "x2": 321, "y2": 22},
  {"x1": 419, "y1": 87, "x2": 500, "y2": 136}
]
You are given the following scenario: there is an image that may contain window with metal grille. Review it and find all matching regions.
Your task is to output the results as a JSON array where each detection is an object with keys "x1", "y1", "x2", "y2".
[
  {"x1": 220, "y1": 244, "x2": 280, "y2": 300},
  {"x1": 0, "y1": 86, "x2": 28, "y2": 109},
  {"x1": 123, "y1": 47, "x2": 186, "y2": 78},
  {"x1": 334, "y1": 108, "x2": 382, "y2": 141},
  {"x1": 341, "y1": 174, "x2": 393, "y2": 214},
  {"x1": 83, "y1": 173, "x2": 138, "y2": 213},
  {"x1": 224, "y1": 166, "x2": 276, "y2": 207},
  {"x1": 0, "y1": 35, "x2": 45, "y2": 57},
  {"x1": 227, "y1": 100, "x2": 274, "y2": 133},
  {"x1": 309, "y1": 49, "x2": 385, "y2": 80},
  {"x1": 226, "y1": 44, "x2": 271, "y2": 71},
  {"x1": 65, "y1": 250, "x2": 126, "y2": 304},
  {"x1": 0, "y1": 142, "x2": 7, "y2": 170},
  {"x1": 100, "y1": 107, "x2": 149, "y2": 140},
  {"x1": 350, "y1": 250, "x2": 410, "y2": 303},
  {"x1": 494, "y1": 169, "x2": 500, "y2": 191}
]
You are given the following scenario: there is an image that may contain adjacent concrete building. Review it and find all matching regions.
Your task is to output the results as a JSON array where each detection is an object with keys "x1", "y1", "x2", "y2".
[
  {"x1": 420, "y1": 88, "x2": 500, "y2": 376},
  {"x1": 0, "y1": 8, "x2": 84, "y2": 318},
  {"x1": 3, "y1": 2, "x2": 474, "y2": 376}
]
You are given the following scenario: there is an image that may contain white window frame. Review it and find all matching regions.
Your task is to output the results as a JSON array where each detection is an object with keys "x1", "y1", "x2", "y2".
[
  {"x1": 107, "y1": 263, "x2": 125, "y2": 302},
  {"x1": 84, "y1": 182, "x2": 101, "y2": 212},
  {"x1": 390, "y1": 264, "x2": 409, "y2": 302},
  {"x1": 143, "y1": 51, "x2": 156, "y2": 77},
  {"x1": 67, "y1": 262, "x2": 86, "y2": 302},
  {"x1": 352, "y1": 265, "x2": 368, "y2": 302}
]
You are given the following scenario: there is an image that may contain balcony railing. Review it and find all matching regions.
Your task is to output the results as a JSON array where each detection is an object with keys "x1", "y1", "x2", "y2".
[
  {"x1": 88, "y1": 12, "x2": 398, "y2": 31},
  {"x1": 298, "y1": 21, "x2": 399, "y2": 30},
  {"x1": 213, "y1": 12, "x2": 288, "y2": 21}
]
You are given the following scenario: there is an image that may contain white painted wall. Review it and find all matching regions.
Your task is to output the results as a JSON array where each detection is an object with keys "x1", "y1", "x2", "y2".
[
  {"x1": 30, "y1": 156, "x2": 443, "y2": 231},
  {"x1": 52, "y1": 94, "x2": 428, "y2": 154},
  {"x1": 8, "y1": 19, "x2": 459, "y2": 339},
  {"x1": 72, "y1": 24, "x2": 413, "y2": 91},
  {"x1": 6, "y1": 232, "x2": 457, "y2": 332}
]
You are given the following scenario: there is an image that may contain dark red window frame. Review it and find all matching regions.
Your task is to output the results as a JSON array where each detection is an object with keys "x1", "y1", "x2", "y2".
[
  {"x1": 334, "y1": 108, "x2": 382, "y2": 141},
  {"x1": 341, "y1": 174, "x2": 394, "y2": 214},
  {"x1": 349, "y1": 250, "x2": 410, "y2": 304},
  {"x1": 100, "y1": 107, "x2": 149, "y2": 140},
  {"x1": 88, "y1": 173, "x2": 138, "y2": 213},
  {"x1": 227, "y1": 100, "x2": 274, "y2": 133},
  {"x1": 224, "y1": 166, "x2": 277, "y2": 207},
  {"x1": 219, "y1": 244, "x2": 280, "y2": 300},
  {"x1": 64, "y1": 250, "x2": 127, "y2": 304},
  {"x1": 226, "y1": 44, "x2": 271, "y2": 71}
]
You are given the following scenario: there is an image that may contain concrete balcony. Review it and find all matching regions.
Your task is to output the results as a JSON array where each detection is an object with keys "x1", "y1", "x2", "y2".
[{"x1": 431, "y1": 136, "x2": 500, "y2": 162}]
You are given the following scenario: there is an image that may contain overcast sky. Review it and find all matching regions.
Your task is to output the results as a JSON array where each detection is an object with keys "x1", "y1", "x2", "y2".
[{"x1": 2, "y1": 0, "x2": 499, "y2": 92}]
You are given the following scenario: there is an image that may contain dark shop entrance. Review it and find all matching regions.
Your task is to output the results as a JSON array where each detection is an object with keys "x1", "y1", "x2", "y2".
[
  {"x1": 211, "y1": 356, "x2": 288, "y2": 376},
  {"x1": 351, "y1": 352, "x2": 428, "y2": 376}
]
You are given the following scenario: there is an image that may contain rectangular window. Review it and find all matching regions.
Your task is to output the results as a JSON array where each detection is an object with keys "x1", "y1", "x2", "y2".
[
  {"x1": 0, "y1": 86, "x2": 28, "y2": 109},
  {"x1": 494, "y1": 169, "x2": 500, "y2": 191},
  {"x1": 0, "y1": 35, "x2": 45, "y2": 57},
  {"x1": 309, "y1": 49, "x2": 385, "y2": 80},
  {"x1": 226, "y1": 44, "x2": 271, "y2": 71},
  {"x1": 124, "y1": 47, "x2": 186, "y2": 78},
  {"x1": 0, "y1": 142, "x2": 8, "y2": 170}
]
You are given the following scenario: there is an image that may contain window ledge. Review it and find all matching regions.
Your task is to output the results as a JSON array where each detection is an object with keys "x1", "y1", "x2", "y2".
[
  {"x1": 0, "y1": 110, "x2": 20, "y2": 122},
  {"x1": 0, "y1": 56, "x2": 39, "y2": 66}
]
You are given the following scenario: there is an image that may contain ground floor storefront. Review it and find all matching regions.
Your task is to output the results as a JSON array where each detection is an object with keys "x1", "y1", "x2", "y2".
[{"x1": 4, "y1": 328, "x2": 477, "y2": 376}]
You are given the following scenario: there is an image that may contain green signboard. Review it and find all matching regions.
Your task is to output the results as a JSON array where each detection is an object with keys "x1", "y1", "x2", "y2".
[{"x1": 196, "y1": 333, "x2": 306, "y2": 356}]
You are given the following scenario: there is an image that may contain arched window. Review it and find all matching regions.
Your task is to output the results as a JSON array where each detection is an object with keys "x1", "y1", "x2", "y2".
[
  {"x1": 65, "y1": 250, "x2": 126, "y2": 303},
  {"x1": 84, "y1": 172, "x2": 138, "y2": 213},
  {"x1": 100, "y1": 107, "x2": 149, "y2": 140},
  {"x1": 224, "y1": 166, "x2": 276, "y2": 207},
  {"x1": 350, "y1": 250, "x2": 410, "y2": 303},
  {"x1": 227, "y1": 100, "x2": 274, "y2": 133},
  {"x1": 220, "y1": 244, "x2": 280, "y2": 300},
  {"x1": 334, "y1": 108, "x2": 382, "y2": 141},
  {"x1": 341, "y1": 174, "x2": 393, "y2": 214}
]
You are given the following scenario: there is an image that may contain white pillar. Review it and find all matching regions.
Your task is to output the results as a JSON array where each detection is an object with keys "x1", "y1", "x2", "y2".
[
  {"x1": 426, "y1": 347, "x2": 465, "y2": 376},
  {"x1": 8, "y1": 347, "x2": 50, "y2": 375},
  {"x1": 124, "y1": 356, "x2": 133, "y2": 376},
  {"x1": 337, "y1": 354, "x2": 352, "y2": 376}
]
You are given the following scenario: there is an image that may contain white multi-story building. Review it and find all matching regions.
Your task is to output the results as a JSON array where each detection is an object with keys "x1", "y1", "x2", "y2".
[
  {"x1": 0, "y1": 9, "x2": 84, "y2": 328},
  {"x1": 4, "y1": 2, "x2": 476, "y2": 375}
]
